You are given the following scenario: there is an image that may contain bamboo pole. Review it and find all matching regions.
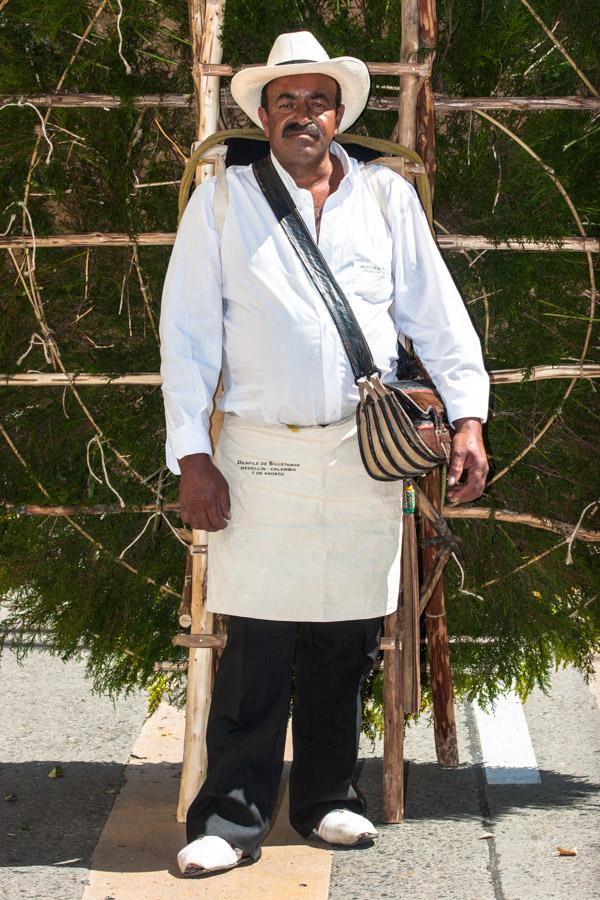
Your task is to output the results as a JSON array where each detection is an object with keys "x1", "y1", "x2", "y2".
[
  {"x1": 5, "y1": 92, "x2": 600, "y2": 111},
  {"x1": 0, "y1": 232, "x2": 176, "y2": 248},
  {"x1": 189, "y1": 0, "x2": 224, "y2": 181},
  {"x1": 2, "y1": 363, "x2": 599, "y2": 387},
  {"x1": 489, "y1": 364, "x2": 600, "y2": 384},
  {"x1": 176, "y1": 0, "x2": 225, "y2": 826},
  {"x1": 437, "y1": 236, "x2": 600, "y2": 252},
  {"x1": 177, "y1": 531, "x2": 214, "y2": 822},
  {"x1": 4, "y1": 232, "x2": 597, "y2": 252}
]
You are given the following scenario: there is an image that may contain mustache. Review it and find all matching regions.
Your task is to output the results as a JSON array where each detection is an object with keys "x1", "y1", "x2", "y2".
[{"x1": 282, "y1": 121, "x2": 322, "y2": 139}]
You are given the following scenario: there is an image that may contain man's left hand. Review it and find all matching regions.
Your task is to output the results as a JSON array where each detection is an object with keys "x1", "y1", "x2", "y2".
[{"x1": 445, "y1": 417, "x2": 488, "y2": 504}]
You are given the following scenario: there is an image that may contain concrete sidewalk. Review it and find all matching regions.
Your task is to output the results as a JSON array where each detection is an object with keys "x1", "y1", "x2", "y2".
[
  {"x1": 83, "y1": 706, "x2": 332, "y2": 899},
  {"x1": 0, "y1": 634, "x2": 147, "y2": 900}
]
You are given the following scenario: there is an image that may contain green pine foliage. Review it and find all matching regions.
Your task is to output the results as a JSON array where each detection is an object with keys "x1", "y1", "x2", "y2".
[{"x1": 0, "y1": 1, "x2": 598, "y2": 723}]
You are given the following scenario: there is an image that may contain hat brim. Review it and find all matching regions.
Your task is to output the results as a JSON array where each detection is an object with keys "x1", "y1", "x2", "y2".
[{"x1": 230, "y1": 57, "x2": 370, "y2": 133}]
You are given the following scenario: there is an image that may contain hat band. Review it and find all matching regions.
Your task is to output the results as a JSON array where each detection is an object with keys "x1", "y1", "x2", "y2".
[{"x1": 274, "y1": 58, "x2": 320, "y2": 66}]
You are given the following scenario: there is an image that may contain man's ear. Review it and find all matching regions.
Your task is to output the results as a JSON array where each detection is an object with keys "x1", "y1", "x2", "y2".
[
  {"x1": 258, "y1": 106, "x2": 270, "y2": 136},
  {"x1": 334, "y1": 103, "x2": 345, "y2": 134}
]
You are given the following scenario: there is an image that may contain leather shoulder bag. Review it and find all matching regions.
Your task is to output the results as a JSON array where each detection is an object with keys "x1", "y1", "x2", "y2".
[{"x1": 252, "y1": 155, "x2": 451, "y2": 482}]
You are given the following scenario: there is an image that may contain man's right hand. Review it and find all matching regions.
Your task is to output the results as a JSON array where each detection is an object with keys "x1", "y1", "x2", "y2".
[{"x1": 178, "y1": 453, "x2": 231, "y2": 532}]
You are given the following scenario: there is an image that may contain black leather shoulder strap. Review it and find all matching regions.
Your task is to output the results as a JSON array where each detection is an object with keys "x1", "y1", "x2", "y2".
[{"x1": 252, "y1": 155, "x2": 379, "y2": 382}]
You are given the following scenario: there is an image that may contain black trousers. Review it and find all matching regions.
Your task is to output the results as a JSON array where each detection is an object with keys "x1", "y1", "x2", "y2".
[{"x1": 186, "y1": 615, "x2": 382, "y2": 860}]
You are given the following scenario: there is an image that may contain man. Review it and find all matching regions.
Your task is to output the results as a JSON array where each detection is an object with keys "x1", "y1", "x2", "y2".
[{"x1": 160, "y1": 31, "x2": 489, "y2": 877}]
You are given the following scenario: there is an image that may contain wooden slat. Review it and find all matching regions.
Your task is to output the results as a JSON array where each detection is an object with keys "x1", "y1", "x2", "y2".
[{"x1": 173, "y1": 633, "x2": 225, "y2": 649}]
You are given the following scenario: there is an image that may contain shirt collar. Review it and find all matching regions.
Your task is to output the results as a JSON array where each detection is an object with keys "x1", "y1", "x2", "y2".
[{"x1": 268, "y1": 140, "x2": 357, "y2": 201}]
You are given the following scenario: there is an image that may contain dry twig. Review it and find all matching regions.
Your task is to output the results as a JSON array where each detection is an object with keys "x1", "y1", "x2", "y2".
[
  {"x1": 473, "y1": 110, "x2": 597, "y2": 486},
  {"x1": 519, "y1": 0, "x2": 598, "y2": 96},
  {"x1": 0, "y1": 422, "x2": 179, "y2": 599}
]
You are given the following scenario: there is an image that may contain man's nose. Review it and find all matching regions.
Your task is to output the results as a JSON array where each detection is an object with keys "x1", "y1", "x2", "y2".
[{"x1": 297, "y1": 99, "x2": 313, "y2": 119}]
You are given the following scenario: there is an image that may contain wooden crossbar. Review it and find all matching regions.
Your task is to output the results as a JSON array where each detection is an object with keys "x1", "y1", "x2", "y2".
[
  {"x1": 173, "y1": 633, "x2": 423, "y2": 650},
  {"x1": 2, "y1": 233, "x2": 597, "y2": 252},
  {"x1": 2, "y1": 364, "x2": 598, "y2": 387},
  {"x1": 197, "y1": 61, "x2": 433, "y2": 76},
  {"x1": 4, "y1": 93, "x2": 599, "y2": 111},
  {"x1": 3, "y1": 501, "x2": 597, "y2": 542}
]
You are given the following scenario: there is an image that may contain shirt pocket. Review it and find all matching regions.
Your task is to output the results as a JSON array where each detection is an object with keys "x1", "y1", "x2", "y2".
[{"x1": 351, "y1": 234, "x2": 394, "y2": 304}]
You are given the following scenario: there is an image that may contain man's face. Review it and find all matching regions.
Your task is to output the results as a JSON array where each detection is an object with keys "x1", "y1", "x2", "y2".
[{"x1": 258, "y1": 73, "x2": 344, "y2": 169}]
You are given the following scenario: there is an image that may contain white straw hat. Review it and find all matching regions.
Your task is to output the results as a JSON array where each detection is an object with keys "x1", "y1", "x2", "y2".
[{"x1": 230, "y1": 31, "x2": 370, "y2": 133}]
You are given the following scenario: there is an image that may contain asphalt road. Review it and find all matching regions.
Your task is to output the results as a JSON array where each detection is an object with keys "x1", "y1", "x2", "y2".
[
  {"x1": 329, "y1": 665, "x2": 600, "y2": 900},
  {"x1": 0, "y1": 630, "x2": 147, "y2": 900},
  {"x1": 1, "y1": 627, "x2": 599, "y2": 899}
]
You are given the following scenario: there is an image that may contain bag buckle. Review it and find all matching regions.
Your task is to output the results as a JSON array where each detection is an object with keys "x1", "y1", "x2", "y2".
[{"x1": 355, "y1": 368, "x2": 382, "y2": 387}]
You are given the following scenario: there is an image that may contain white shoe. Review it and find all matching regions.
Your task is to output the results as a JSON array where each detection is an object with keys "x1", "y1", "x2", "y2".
[
  {"x1": 313, "y1": 809, "x2": 378, "y2": 846},
  {"x1": 177, "y1": 835, "x2": 244, "y2": 877}
]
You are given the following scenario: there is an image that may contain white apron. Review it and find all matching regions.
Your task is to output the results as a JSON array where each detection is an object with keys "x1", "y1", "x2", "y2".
[{"x1": 207, "y1": 414, "x2": 403, "y2": 622}]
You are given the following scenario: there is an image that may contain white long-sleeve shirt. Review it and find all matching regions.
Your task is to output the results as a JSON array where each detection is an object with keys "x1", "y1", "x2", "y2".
[{"x1": 160, "y1": 141, "x2": 489, "y2": 474}]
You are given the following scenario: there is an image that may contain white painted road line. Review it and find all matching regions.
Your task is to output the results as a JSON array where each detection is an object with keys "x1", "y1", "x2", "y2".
[{"x1": 472, "y1": 690, "x2": 542, "y2": 784}]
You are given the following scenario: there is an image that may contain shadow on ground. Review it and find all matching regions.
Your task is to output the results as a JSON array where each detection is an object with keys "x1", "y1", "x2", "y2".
[
  {"x1": 358, "y1": 756, "x2": 600, "y2": 825},
  {"x1": 2, "y1": 757, "x2": 597, "y2": 872},
  {"x1": 0, "y1": 759, "x2": 147, "y2": 869}
]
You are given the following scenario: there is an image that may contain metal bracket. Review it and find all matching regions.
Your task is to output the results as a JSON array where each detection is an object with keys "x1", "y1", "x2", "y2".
[{"x1": 190, "y1": 543, "x2": 207, "y2": 556}]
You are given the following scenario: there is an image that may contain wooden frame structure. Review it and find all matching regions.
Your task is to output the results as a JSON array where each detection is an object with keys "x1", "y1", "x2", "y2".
[
  {"x1": 168, "y1": 0, "x2": 599, "y2": 824},
  {"x1": 3, "y1": 0, "x2": 599, "y2": 827}
]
